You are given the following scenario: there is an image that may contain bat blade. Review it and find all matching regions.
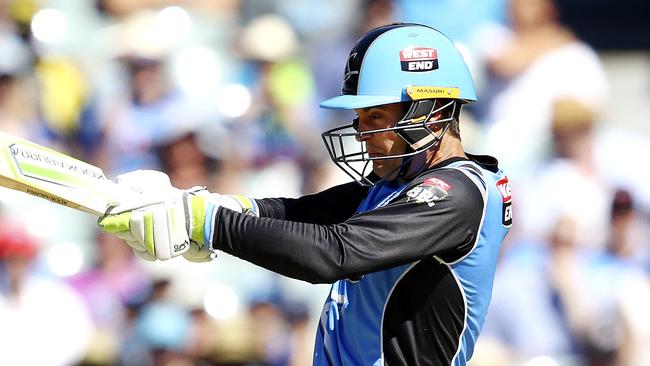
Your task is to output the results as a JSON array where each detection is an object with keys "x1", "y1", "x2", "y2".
[{"x1": 0, "y1": 131, "x2": 117, "y2": 216}]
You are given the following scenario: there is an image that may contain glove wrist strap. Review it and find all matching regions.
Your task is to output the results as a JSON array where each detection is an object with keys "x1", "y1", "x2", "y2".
[{"x1": 203, "y1": 202, "x2": 219, "y2": 247}]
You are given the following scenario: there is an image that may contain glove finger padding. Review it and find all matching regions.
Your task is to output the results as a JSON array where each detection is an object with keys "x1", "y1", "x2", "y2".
[
  {"x1": 128, "y1": 199, "x2": 192, "y2": 261},
  {"x1": 124, "y1": 238, "x2": 146, "y2": 253},
  {"x1": 132, "y1": 247, "x2": 158, "y2": 261},
  {"x1": 183, "y1": 241, "x2": 214, "y2": 263},
  {"x1": 115, "y1": 231, "x2": 141, "y2": 249}
]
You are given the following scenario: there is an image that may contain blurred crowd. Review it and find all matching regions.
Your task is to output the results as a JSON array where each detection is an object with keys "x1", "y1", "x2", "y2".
[{"x1": 0, "y1": 0, "x2": 648, "y2": 365}]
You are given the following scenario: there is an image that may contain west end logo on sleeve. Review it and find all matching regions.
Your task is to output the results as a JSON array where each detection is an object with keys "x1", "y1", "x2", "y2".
[
  {"x1": 496, "y1": 177, "x2": 513, "y2": 227},
  {"x1": 400, "y1": 47, "x2": 439, "y2": 72}
]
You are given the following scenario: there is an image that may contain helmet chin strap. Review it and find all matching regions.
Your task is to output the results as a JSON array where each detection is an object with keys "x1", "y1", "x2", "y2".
[
  {"x1": 364, "y1": 126, "x2": 446, "y2": 186},
  {"x1": 370, "y1": 154, "x2": 417, "y2": 185},
  {"x1": 396, "y1": 128, "x2": 444, "y2": 180},
  {"x1": 398, "y1": 147, "x2": 430, "y2": 179},
  {"x1": 394, "y1": 99, "x2": 455, "y2": 180},
  {"x1": 371, "y1": 147, "x2": 430, "y2": 185}
]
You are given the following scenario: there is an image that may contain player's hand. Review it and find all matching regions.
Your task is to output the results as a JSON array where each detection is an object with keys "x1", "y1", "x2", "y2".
[
  {"x1": 104, "y1": 169, "x2": 179, "y2": 260},
  {"x1": 110, "y1": 169, "x2": 177, "y2": 211},
  {"x1": 98, "y1": 186, "x2": 212, "y2": 261},
  {"x1": 98, "y1": 174, "x2": 259, "y2": 263}
]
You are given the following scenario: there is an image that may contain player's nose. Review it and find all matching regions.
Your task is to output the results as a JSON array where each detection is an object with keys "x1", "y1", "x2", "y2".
[
  {"x1": 354, "y1": 118, "x2": 375, "y2": 142},
  {"x1": 355, "y1": 130, "x2": 372, "y2": 142}
]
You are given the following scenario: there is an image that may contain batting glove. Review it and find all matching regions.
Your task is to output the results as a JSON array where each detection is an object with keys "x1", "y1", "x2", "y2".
[
  {"x1": 98, "y1": 186, "x2": 212, "y2": 261},
  {"x1": 98, "y1": 171, "x2": 259, "y2": 262}
]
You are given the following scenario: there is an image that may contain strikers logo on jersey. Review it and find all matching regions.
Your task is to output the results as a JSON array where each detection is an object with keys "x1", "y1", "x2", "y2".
[
  {"x1": 400, "y1": 47, "x2": 439, "y2": 72},
  {"x1": 406, "y1": 177, "x2": 451, "y2": 207},
  {"x1": 496, "y1": 177, "x2": 513, "y2": 227}
]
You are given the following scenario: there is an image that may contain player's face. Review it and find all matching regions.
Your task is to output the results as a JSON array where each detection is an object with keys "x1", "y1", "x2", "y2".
[{"x1": 355, "y1": 103, "x2": 408, "y2": 180}]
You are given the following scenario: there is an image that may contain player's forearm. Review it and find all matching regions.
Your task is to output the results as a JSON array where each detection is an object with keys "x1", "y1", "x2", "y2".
[
  {"x1": 213, "y1": 208, "x2": 356, "y2": 283},
  {"x1": 212, "y1": 201, "x2": 477, "y2": 284}
]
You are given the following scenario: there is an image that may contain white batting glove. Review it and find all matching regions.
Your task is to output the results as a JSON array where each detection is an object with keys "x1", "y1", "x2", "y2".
[
  {"x1": 99, "y1": 174, "x2": 260, "y2": 263},
  {"x1": 103, "y1": 170, "x2": 178, "y2": 260},
  {"x1": 99, "y1": 186, "x2": 211, "y2": 261}
]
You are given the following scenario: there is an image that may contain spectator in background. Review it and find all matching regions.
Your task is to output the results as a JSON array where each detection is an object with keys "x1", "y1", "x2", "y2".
[
  {"x1": 475, "y1": 0, "x2": 608, "y2": 179},
  {"x1": 220, "y1": 14, "x2": 322, "y2": 196},
  {"x1": 609, "y1": 190, "x2": 650, "y2": 366},
  {"x1": 607, "y1": 190, "x2": 650, "y2": 268},
  {"x1": 247, "y1": 298, "x2": 292, "y2": 366},
  {"x1": 308, "y1": 0, "x2": 396, "y2": 124},
  {"x1": 67, "y1": 233, "x2": 152, "y2": 365},
  {"x1": 517, "y1": 98, "x2": 611, "y2": 250},
  {"x1": 184, "y1": 306, "x2": 226, "y2": 364},
  {"x1": 155, "y1": 131, "x2": 222, "y2": 190},
  {"x1": 0, "y1": 216, "x2": 93, "y2": 366},
  {"x1": 557, "y1": 190, "x2": 650, "y2": 366},
  {"x1": 246, "y1": 298, "x2": 314, "y2": 366},
  {"x1": 479, "y1": 189, "x2": 650, "y2": 365},
  {"x1": 90, "y1": 10, "x2": 204, "y2": 175},
  {"x1": 479, "y1": 215, "x2": 584, "y2": 364},
  {"x1": 120, "y1": 278, "x2": 193, "y2": 366},
  {"x1": 0, "y1": 1, "x2": 106, "y2": 159},
  {"x1": 598, "y1": 189, "x2": 650, "y2": 365},
  {"x1": 0, "y1": 31, "x2": 38, "y2": 138},
  {"x1": 284, "y1": 301, "x2": 314, "y2": 366},
  {"x1": 619, "y1": 273, "x2": 650, "y2": 366}
]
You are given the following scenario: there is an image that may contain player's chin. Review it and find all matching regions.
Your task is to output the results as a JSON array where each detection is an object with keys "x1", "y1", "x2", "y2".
[{"x1": 373, "y1": 163, "x2": 400, "y2": 181}]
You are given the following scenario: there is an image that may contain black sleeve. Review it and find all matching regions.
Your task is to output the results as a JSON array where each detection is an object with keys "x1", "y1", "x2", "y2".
[
  {"x1": 255, "y1": 181, "x2": 369, "y2": 224},
  {"x1": 213, "y1": 169, "x2": 484, "y2": 284}
]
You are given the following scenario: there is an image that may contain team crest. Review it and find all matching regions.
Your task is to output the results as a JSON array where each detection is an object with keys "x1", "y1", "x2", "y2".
[{"x1": 406, "y1": 177, "x2": 451, "y2": 207}]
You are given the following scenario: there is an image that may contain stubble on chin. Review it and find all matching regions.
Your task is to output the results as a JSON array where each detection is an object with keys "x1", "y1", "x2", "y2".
[{"x1": 373, "y1": 159, "x2": 402, "y2": 181}]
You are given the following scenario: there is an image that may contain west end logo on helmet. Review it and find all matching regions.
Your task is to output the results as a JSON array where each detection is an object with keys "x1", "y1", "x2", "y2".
[{"x1": 400, "y1": 47, "x2": 439, "y2": 72}]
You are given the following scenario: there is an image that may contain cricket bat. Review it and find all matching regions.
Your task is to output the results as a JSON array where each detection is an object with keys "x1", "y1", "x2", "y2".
[{"x1": 0, "y1": 131, "x2": 121, "y2": 216}]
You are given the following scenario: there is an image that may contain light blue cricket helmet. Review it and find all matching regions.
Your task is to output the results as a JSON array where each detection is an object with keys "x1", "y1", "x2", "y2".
[
  {"x1": 320, "y1": 23, "x2": 478, "y2": 185},
  {"x1": 320, "y1": 23, "x2": 477, "y2": 110}
]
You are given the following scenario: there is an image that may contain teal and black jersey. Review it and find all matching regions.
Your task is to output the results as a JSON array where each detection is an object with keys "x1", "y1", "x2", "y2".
[{"x1": 213, "y1": 154, "x2": 512, "y2": 365}]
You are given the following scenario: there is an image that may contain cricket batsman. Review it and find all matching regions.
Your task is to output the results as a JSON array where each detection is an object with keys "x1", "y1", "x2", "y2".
[{"x1": 100, "y1": 23, "x2": 512, "y2": 365}]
